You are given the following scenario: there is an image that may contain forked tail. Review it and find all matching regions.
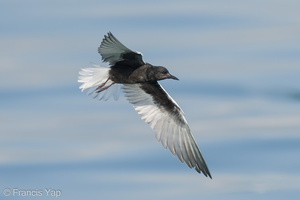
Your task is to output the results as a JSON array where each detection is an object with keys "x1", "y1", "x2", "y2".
[{"x1": 78, "y1": 65, "x2": 120, "y2": 100}]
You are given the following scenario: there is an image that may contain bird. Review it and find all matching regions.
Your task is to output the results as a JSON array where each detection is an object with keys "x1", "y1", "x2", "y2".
[{"x1": 78, "y1": 32, "x2": 212, "y2": 178}]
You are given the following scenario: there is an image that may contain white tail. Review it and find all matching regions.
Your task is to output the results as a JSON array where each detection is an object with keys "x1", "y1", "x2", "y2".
[{"x1": 78, "y1": 64, "x2": 120, "y2": 101}]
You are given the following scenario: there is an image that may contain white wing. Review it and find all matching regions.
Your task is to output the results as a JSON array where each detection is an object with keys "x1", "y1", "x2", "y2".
[
  {"x1": 123, "y1": 83, "x2": 211, "y2": 178},
  {"x1": 98, "y1": 32, "x2": 145, "y2": 66}
]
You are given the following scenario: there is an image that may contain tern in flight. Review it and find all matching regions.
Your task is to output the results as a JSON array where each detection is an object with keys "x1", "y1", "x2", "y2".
[{"x1": 78, "y1": 32, "x2": 211, "y2": 178}]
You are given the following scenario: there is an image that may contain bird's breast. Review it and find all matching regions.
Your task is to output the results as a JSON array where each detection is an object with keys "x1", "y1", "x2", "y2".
[{"x1": 110, "y1": 64, "x2": 149, "y2": 84}]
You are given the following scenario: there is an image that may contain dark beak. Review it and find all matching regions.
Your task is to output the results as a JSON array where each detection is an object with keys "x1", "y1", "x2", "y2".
[{"x1": 167, "y1": 73, "x2": 179, "y2": 80}]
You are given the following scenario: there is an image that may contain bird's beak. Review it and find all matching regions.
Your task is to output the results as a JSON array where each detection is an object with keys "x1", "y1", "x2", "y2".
[{"x1": 168, "y1": 73, "x2": 179, "y2": 80}]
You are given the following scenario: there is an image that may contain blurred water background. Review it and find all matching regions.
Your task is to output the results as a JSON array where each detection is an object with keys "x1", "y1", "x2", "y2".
[{"x1": 1, "y1": 0, "x2": 300, "y2": 199}]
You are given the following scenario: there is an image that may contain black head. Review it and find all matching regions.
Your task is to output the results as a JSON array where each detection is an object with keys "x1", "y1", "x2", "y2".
[{"x1": 149, "y1": 66, "x2": 179, "y2": 81}]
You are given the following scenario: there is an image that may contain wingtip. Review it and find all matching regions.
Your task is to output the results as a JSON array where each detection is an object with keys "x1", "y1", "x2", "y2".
[
  {"x1": 195, "y1": 165, "x2": 212, "y2": 179},
  {"x1": 106, "y1": 31, "x2": 115, "y2": 40},
  {"x1": 200, "y1": 170, "x2": 212, "y2": 179},
  {"x1": 98, "y1": 32, "x2": 115, "y2": 60},
  {"x1": 203, "y1": 167, "x2": 212, "y2": 179},
  {"x1": 107, "y1": 31, "x2": 113, "y2": 36},
  {"x1": 206, "y1": 171, "x2": 213, "y2": 179}
]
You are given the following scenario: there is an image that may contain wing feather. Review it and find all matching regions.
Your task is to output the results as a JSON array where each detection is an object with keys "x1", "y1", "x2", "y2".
[
  {"x1": 123, "y1": 83, "x2": 211, "y2": 178},
  {"x1": 98, "y1": 32, "x2": 145, "y2": 66}
]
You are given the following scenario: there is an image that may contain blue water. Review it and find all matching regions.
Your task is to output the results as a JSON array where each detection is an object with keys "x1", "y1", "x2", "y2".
[{"x1": 1, "y1": 0, "x2": 300, "y2": 199}]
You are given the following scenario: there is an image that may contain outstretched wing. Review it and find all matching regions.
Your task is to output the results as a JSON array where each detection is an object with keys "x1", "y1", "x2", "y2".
[
  {"x1": 98, "y1": 32, "x2": 145, "y2": 67},
  {"x1": 123, "y1": 82, "x2": 212, "y2": 178}
]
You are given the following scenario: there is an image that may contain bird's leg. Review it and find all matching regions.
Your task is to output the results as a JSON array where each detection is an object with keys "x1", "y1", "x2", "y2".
[
  {"x1": 95, "y1": 78, "x2": 115, "y2": 93},
  {"x1": 96, "y1": 83, "x2": 115, "y2": 93},
  {"x1": 95, "y1": 78, "x2": 110, "y2": 90}
]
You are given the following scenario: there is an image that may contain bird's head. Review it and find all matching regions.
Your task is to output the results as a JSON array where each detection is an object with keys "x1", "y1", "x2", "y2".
[{"x1": 149, "y1": 66, "x2": 179, "y2": 81}]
